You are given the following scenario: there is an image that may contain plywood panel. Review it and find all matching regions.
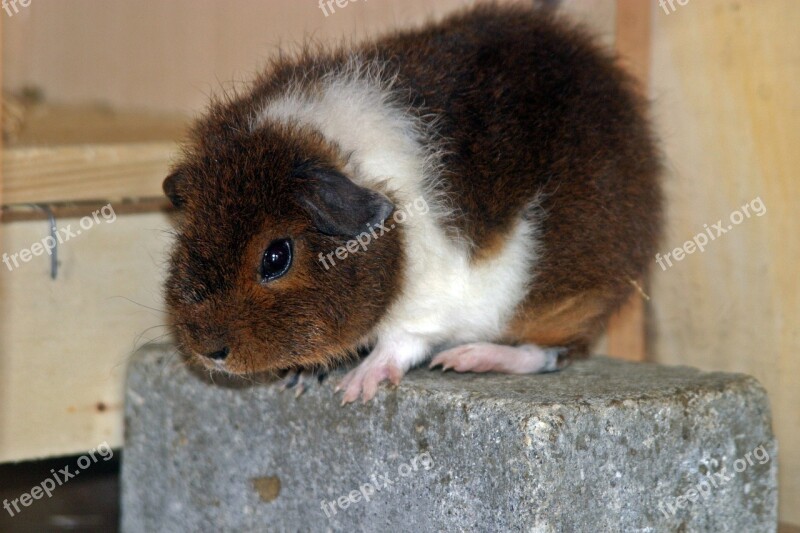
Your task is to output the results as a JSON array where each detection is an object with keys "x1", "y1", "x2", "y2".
[
  {"x1": 1, "y1": 0, "x2": 496, "y2": 114},
  {"x1": 2, "y1": 0, "x2": 616, "y2": 115},
  {"x1": 0, "y1": 211, "x2": 172, "y2": 461},
  {"x1": 649, "y1": 0, "x2": 800, "y2": 525}
]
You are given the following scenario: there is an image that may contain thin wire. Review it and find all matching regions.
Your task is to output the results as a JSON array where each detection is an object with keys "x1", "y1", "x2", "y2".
[{"x1": 28, "y1": 204, "x2": 59, "y2": 280}]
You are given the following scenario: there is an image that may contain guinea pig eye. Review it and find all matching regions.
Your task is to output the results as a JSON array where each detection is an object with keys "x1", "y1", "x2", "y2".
[{"x1": 260, "y1": 238, "x2": 293, "y2": 283}]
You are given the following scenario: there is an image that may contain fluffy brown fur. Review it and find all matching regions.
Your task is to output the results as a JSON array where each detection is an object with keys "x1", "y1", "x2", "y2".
[{"x1": 164, "y1": 4, "x2": 661, "y2": 376}]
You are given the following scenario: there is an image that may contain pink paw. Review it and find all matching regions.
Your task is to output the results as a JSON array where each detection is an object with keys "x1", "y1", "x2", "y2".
[
  {"x1": 335, "y1": 356, "x2": 405, "y2": 404},
  {"x1": 429, "y1": 342, "x2": 561, "y2": 374}
]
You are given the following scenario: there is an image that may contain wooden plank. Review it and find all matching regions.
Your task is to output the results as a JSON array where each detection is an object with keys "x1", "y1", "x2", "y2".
[
  {"x1": 0, "y1": 211, "x2": 173, "y2": 462},
  {"x1": 2, "y1": 104, "x2": 184, "y2": 207},
  {"x1": 1, "y1": 13, "x2": 4, "y2": 210},
  {"x1": 0, "y1": 1, "x2": 527, "y2": 207},
  {"x1": 606, "y1": 283, "x2": 647, "y2": 362},
  {"x1": 3, "y1": 142, "x2": 176, "y2": 205},
  {"x1": 605, "y1": 0, "x2": 652, "y2": 362},
  {"x1": 1, "y1": 198, "x2": 171, "y2": 223},
  {"x1": 649, "y1": 0, "x2": 800, "y2": 525},
  {"x1": 8, "y1": 103, "x2": 187, "y2": 147},
  {"x1": 614, "y1": 0, "x2": 652, "y2": 86}
]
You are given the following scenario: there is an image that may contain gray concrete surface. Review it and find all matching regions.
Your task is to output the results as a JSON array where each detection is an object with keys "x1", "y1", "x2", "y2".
[{"x1": 122, "y1": 346, "x2": 777, "y2": 532}]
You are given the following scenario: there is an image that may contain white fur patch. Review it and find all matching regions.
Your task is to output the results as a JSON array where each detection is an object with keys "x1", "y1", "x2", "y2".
[{"x1": 255, "y1": 57, "x2": 539, "y2": 371}]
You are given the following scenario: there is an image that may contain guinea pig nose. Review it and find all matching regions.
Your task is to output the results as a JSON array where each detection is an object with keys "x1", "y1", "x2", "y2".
[{"x1": 206, "y1": 346, "x2": 230, "y2": 361}]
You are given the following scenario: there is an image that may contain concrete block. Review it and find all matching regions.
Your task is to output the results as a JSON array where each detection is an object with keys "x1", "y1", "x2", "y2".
[{"x1": 122, "y1": 346, "x2": 777, "y2": 532}]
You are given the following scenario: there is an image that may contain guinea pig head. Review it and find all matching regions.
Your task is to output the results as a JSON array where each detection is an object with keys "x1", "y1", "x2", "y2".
[{"x1": 163, "y1": 125, "x2": 403, "y2": 376}]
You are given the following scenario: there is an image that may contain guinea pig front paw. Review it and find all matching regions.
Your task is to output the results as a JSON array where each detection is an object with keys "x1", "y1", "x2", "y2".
[
  {"x1": 335, "y1": 357, "x2": 405, "y2": 405},
  {"x1": 279, "y1": 370, "x2": 328, "y2": 398}
]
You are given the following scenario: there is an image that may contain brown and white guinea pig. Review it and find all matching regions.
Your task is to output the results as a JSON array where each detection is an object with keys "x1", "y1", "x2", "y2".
[{"x1": 163, "y1": 4, "x2": 662, "y2": 403}]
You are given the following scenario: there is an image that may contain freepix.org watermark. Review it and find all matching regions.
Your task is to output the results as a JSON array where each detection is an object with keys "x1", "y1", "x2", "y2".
[
  {"x1": 318, "y1": 0, "x2": 366, "y2": 18},
  {"x1": 2, "y1": 203, "x2": 117, "y2": 273},
  {"x1": 318, "y1": 197, "x2": 429, "y2": 270},
  {"x1": 659, "y1": 0, "x2": 690, "y2": 15},
  {"x1": 655, "y1": 196, "x2": 766, "y2": 272},
  {"x1": 320, "y1": 451, "x2": 434, "y2": 519},
  {"x1": 657, "y1": 444, "x2": 771, "y2": 518},
  {"x1": 2, "y1": 0, "x2": 31, "y2": 17},
  {"x1": 3, "y1": 441, "x2": 114, "y2": 518}
]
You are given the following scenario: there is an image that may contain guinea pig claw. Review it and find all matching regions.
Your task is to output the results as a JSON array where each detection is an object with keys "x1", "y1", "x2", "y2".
[
  {"x1": 280, "y1": 370, "x2": 326, "y2": 397},
  {"x1": 337, "y1": 358, "x2": 405, "y2": 405},
  {"x1": 428, "y1": 360, "x2": 450, "y2": 372},
  {"x1": 333, "y1": 379, "x2": 347, "y2": 394},
  {"x1": 280, "y1": 372, "x2": 301, "y2": 391}
]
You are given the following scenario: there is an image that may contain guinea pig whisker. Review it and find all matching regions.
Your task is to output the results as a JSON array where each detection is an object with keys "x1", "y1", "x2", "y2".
[
  {"x1": 108, "y1": 295, "x2": 174, "y2": 316},
  {"x1": 132, "y1": 324, "x2": 173, "y2": 348},
  {"x1": 133, "y1": 332, "x2": 174, "y2": 352}
]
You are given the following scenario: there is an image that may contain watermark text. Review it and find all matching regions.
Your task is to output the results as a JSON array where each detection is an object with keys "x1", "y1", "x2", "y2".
[{"x1": 655, "y1": 196, "x2": 766, "y2": 271}]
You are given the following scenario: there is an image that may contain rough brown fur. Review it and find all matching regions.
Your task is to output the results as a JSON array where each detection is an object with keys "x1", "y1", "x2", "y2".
[{"x1": 164, "y1": 4, "x2": 662, "y2": 377}]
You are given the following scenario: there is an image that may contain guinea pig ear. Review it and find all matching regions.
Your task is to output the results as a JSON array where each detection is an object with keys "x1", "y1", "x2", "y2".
[
  {"x1": 299, "y1": 169, "x2": 394, "y2": 237},
  {"x1": 163, "y1": 171, "x2": 187, "y2": 208}
]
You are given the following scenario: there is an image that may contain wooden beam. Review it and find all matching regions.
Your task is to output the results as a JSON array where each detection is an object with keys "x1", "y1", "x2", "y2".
[
  {"x1": 1, "y1": 104, "x2": 186, "y2": 208},
  {"x1": 606, "y1": 0, "x2": 653, "y2": 362},
  {"x1": 2, "y1": 142, "x2": 176, "y2": 205},
  {"x1": 1, "y1": 14, "x2": 4, "y2": 214},
  {"x1": 614, "y1": 0, "x2": 653, "y2": 86},
  {"x1": 1, "y1": 197, "x2": 172, "y2": 223}
]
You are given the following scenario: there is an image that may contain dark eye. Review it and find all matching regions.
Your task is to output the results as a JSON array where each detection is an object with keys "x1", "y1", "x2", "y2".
[{"x1": 260, "y1": 238, "x2": 293, "y2": 282}]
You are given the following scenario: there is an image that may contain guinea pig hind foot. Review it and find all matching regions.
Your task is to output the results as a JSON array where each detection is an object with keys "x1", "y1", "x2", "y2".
[{"x1": 429, "y1": 343, "x2": 568, "y2": 375}]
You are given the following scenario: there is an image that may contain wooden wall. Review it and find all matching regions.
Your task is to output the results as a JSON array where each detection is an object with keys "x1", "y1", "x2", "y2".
[
  {"x1": 648, "y1": 0, "x2": 799, "y2": 525},
  {"x1": 1, "y1": 0, "x2": 614, "y2": 114}
]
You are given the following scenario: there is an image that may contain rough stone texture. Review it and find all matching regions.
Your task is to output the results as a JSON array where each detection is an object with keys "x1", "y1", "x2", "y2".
[{"x1": 122, "y1": 346, "x2": 777, "y2": 533}]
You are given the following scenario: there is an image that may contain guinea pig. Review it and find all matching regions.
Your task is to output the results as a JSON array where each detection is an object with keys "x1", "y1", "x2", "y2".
[{"x1": 163, "y1": 4, "x2": 662, "y2": 404}]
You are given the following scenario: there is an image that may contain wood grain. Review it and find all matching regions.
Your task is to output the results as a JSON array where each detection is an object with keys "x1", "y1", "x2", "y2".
[
  {"x1": 8, "y1": 104, "x2": 187, "y2": 146},
  {"x1": 1, "y1": 104, "x2": 184, "y2": 207},
  {"x1": 0, "y1": 211, "x2": 173, "y2": 462},
  {"x1": 3, "y1": 142, "x2": 176, "y2": 205},
  {"x1": 605, "y1": 0, "x2": 652, "y2": 362},
  {"x1": 2, "y1": 0, "x2": 487, "y2": 114},
  {"x1": 649, "y1": 0, "x2": 800, "y2": 525}
]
